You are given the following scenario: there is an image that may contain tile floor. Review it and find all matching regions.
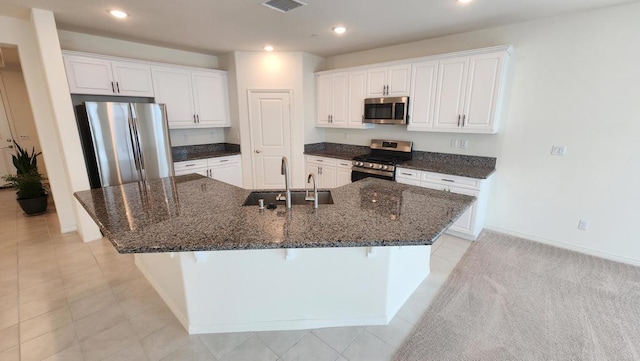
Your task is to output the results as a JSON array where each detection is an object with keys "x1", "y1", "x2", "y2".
[{"x1": 0, "y1": 188, "x2": 472, "y2": 361}]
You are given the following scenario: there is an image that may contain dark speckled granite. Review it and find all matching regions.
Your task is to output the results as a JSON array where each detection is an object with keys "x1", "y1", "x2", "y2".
[
  {"x1": 74, "y1": 176, "x2": 474, "y2": 254},
  {"x1": 304, "y1": 143, "x2": 369, "y2": 160},
  {"x1": 305, "y1": 142, "x2": 496, "y2": 179},
  {"x1": 172, "y1": 143, "x2": 241, "y2": 162},
  {"x1": 400, "y1": 151, "x2": 496, "y2": 179}
]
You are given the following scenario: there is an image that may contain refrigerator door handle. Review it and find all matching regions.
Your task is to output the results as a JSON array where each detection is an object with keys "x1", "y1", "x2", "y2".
[
  {"x1": 127, "y1": 105, "x2": 145, "y2": 181},
  {"x1": 132, "y1": 117, "x2": 146, "y2": 179}
]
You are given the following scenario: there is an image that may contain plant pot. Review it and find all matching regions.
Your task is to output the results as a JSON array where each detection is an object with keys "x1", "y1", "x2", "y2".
[{"x1": 17, "y1": 194, "x2": 48, "y2": 216}]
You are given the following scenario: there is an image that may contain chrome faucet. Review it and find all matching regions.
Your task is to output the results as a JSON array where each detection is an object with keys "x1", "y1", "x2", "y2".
[
  {"x1": 276, "y1": 156, "x2": 292, "y2": 209},
  {"x1": 306, "y1": 173, "x2": 318, "y2": 209}
]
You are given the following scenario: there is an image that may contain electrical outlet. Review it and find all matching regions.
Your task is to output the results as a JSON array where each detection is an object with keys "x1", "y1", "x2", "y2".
[
  {"x1": 578, "y1": 219, "x2": 589, "y2": 231},
  {"x1": 450, "y1": 139, "x2": 459, "y2": 148},
  {"x1": 460, "y1": 139, "x2": 468, "y2": 149},
  {"x1": 551, "y1": 145, "x2": 567, "y2": 156}
]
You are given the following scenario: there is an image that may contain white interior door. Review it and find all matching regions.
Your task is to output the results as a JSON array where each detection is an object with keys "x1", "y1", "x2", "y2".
[
  {"x1": 0, "y1": 87, "x2": 15, "y2": 185},
  {"x1": 249, "y1": 91, "x2": 291, "y2": 189}
]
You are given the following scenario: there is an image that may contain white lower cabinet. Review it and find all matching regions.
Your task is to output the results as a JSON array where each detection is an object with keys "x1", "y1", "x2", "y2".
[
  {"x1": 174, "y1": 155, "x2": 242, "y2": 187},
  {"x1": 396, "y1": 167, "x2": 490, "y2": 240},
  {"x1": 305, "y1": 156, "x2": 352, "y2": 188}
]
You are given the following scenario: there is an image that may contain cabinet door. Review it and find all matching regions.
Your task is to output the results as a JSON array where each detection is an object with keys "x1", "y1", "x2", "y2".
[
  {"x1": 336, "y1": 160, "x2": 353, "y2": 187},
  {"x1": 330, "y1": 73, "x2": 348, "y2": 126},
  {"x1": 211, "y1": 162, "x2": 242, "y2": 187},
  {"x1": 387, "y1": 64, "x2": 411, "y2": 96},
  {"x1": 192, "y1": 71, "x2": 230, "y2": 127},
  {"x1": 433, "y1": 57, "x2": 468, "y2": 130},
  {"x1": 347, "y1": 71, "x2": 367, "y2": 127},
  {"x1": 408, "y1": 61, "x2": 438, "y2": 130},
  {"x1": 366, "y1": 67, "x2": 387, "y2": 97},
  {"x1": 445, "y1": 186, "x2": 477, "y2": 236},
  {"x1": 316, "y1": 75, "x2": 332, "y2": 125},
  {"x1": 63, "y1": 56, "x2": 115, "y2": 95},
  {"x1": 306, "y1": 163, "x2": 320, "y2": 180},
  {"x1": 320, "y1": 165, "x2": 337, "y2": 188},
  {"x1": 462, "y1": 52, "x2": 505, "y2": 132},
  {"x1": 152, "y1": 67, "x2": 196, "y2": 129},
  {"x1": 111, "y1": 61, "x2": 154, "y2": 97}
]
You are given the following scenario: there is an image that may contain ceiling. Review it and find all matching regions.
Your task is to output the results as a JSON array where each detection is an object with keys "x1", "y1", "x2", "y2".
[{"x1": 0, "y1": 0, "x2": 636, "y2": 57}]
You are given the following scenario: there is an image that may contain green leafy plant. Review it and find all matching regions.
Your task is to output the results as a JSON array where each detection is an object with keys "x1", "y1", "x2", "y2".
[{"x1": 2, "y1": 140, "x2": 46, "y2": 199}]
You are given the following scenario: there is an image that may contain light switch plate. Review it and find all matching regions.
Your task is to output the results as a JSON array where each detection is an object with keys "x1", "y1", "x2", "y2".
[{"x1": 551, "y1": 145, "x2": 567, "y2": 156}]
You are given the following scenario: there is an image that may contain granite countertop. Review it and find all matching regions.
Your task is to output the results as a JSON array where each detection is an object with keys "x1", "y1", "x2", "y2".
[
  {"x1": 304, "y1": 142, "x2": 497, "y2": 179},
  {"x1": 172, "y1": 143, "x2": 241, "y2": 162},
  {"x1": 74, "y1": 176, "x2": 474, "y2": 254},
  {"x1": 304, "y1": 143, "x2": 369, "y2": 161}
]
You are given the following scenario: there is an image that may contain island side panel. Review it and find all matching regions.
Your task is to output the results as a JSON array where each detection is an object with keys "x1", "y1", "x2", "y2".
[
  {"x1": 134, "y1": 253, "x2": 190, "y2": 330},
  {"x1": 179, "y1": 247, "x2": 393, "y2": 334},
  {"x1": 385, "y1": 245, "x2": 431, "y2": 321}
]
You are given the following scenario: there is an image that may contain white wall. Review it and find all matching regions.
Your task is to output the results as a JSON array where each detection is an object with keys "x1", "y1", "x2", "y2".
[
  {"x1": 230, "y1": 51, "x2": 322, "y2": 188},
  {"x1": 58, "y1": 30, "x2": 219, "y2": 69},
  {"x1": 322, "y1": 2, "x2": 640, "y2": 264},
  {"x1": 303, "y1": 53, "x2": 325, "y2": 144},
  {"x1": 0, "y1": 68, "x2": 47, "y2": 177},
  {"x1": 0, "y1": 12, "x2": 84, "y2": 233},
  {"x1": 168, "y1": 128, "x2": 225, "y2": 147}
]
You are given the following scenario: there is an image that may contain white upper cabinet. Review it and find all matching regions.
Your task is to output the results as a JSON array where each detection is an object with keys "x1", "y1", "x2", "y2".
[
  {"x1": 431, "y1": 50, "x2": 508, "y2": 133},
  {"x1": 63, "y1": 54, "x2": 153, "y2": 97},
  {"x1": 152, "y1": 66, "x2": 230, "y2": 129},
  {"x1": 366, "y1": 64, "x2": 411, "y2": 97},
  {"x1": 316, "y1": 73, "x2": 347, "y2": 127},
  {"x1": 191, "y1": 71, "x2": 230, "y2": 127},
  {"x1": 407, "y1": 60, "x2": 438, "y2": 131},
  {"x1": 316, "y1": 72, "x2": 373, "y2": 129},
  {"x1": 316, "y1": 45, "x2": 512, "y2": 134}
]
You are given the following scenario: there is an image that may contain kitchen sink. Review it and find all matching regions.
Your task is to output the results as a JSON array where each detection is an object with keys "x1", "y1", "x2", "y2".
[{"x1": 242, "y1": 190, "x2": 334, "y2": 206}]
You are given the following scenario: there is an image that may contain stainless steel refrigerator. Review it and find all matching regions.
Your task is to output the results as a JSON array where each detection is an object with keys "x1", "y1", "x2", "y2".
[{"x1": 75, "y1": 102, "x2": 174, "y2": 189}]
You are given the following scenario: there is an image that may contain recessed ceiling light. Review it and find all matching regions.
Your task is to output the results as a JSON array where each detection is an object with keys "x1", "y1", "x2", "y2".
[
  {"x1": 333, "y1": 26, "x2": 346, "y2": 35},
  {"x1": 264, "y1": 45, "x2": 274, "y2": 52},
  {"x1": 457, "y1": 0, "x2": 473, "y2": 3},
  {"x1": 109, "y1": 10, "x2": 128, "y2": 18}
]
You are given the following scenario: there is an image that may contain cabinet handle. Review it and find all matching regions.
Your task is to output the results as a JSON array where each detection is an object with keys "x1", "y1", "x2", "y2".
[
  {"x1": 255, "y1": 150, "x2": 262, "y2": 153},
  {"x1": 457, "y1": 115, "x2": 461, "y2": 127},
  {"x1": 116, "y1": 82, "x2": 120, "y2": 93},
  {"x1": 197, "y1": 114, "x2": 200, "y2": 123},
  {"x1": 193, "y1": 114, "x2": 197, "y2": 124},
  {"x1": 462, "y1": 114, "x2": 466, "y2": 127},
  {"x1": 185, "y1": 164, "x2": 196, "y2": 167},
  {"x1": 401, "y1": 172, "x2": 412, "y2": 176},
  {"x1": 219, "y1": 159, "x2": 228, "y2": 163},
  {"x1": 340, "y1": 163, "x2": 349, "y2": 166},
  {"x1": 111, "y1": 81, "x2": 115, "y2": 93},
  {"x1": 316, "y1": 159, "x2": 323, "y2": 162},
  {"x1": 362, "y1": 115, "x2": 364, "y2": 123},
  {"x1": 442, "y1": 178, "x2": 455, "y2": 183},
  {"x1": 319, "y1": 167, "x2": 323, "y2": 175}
]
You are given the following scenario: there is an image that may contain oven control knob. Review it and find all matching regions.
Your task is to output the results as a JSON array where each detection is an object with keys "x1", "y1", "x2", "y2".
[
  {"x1": 357, "y1": 162, "x2": 363, "y2": 166},
  {"x1": 369, "y1": 164, "x2": 374, "y2": 168},
  {"x1": 377, "y1": 165, "x2": 383, "y2": 169},
  {"x1": 382, "y1": 165, "x2": 387, "y2": 170}
]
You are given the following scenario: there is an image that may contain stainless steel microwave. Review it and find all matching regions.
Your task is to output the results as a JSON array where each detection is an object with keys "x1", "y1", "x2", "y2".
[{"x1": 363, "y1": 97, "x2": 409, "y2": 125}]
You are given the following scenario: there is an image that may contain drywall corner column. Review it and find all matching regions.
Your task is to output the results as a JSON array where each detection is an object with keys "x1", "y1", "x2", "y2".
[{"x1": 30, "y1": 9, "x2": 101, "y2": 241}]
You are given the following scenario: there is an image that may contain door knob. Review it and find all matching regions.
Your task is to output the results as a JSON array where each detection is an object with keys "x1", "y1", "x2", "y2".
[
  {"x1": 8, "y1": 145, "x2": 13, "y2": 149},
  {"x1": 255, "y1": 150, "x2": 262, "y2": 153}
]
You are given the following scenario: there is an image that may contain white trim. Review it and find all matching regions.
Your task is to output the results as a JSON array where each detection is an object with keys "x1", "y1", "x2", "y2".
[
  {"x1": 135, "y1": 257, "x2": 190, "y2": 331},
  {"x1": 187, "y1": 316, "x2": 389, "y2": 335},
  {"x1": 484, "y1": 226, "x2": 640, "y2": 267},
  {"x1": 61, "y1": 225, "x2": 78, "y2": 233}
]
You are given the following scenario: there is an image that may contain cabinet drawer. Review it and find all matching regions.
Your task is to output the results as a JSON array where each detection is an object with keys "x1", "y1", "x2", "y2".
[
  {"x1": 336, "y1": 160, "x2": 353, "y2": 169},
  {"x1": 174, "y1": 159, "x2": 207, "y2": 172},
  {"x1": 306, "y1": 156, "x2": 337, "y2": 166},
  {"x1": 421, "y1": 171, "x2": 480, "y2": 190},
  {"x1": 208, "y1": 155, "x2": 240, "y2": 166},
  {"x1": 396, "y1": 168, "x2": 421, "y2": 181}
]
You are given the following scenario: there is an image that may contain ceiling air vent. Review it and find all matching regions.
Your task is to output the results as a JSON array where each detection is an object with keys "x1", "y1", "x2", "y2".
[{"x1": 262, "y1": 0, "x2": 307, "y2": 13}]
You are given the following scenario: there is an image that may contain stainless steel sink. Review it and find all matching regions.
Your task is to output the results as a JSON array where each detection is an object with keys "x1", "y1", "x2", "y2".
[{"x1": 242, "y1": 190, "x2": 334, "y2": 206}]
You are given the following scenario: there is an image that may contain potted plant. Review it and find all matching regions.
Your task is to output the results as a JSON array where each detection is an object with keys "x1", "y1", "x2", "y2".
[{"x1": 1, "y1": 141, "x2": 48, "y2": 215}]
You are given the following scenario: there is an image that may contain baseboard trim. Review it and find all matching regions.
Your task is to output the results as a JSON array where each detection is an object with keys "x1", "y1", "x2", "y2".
[
  {"x1": 187, "y1": 316, "x2": 389, "y2": 335},
  {"x1": 484, "y1": 226, "x2": 640, "y2": 266},
  {"x1": 61, "y1": 225, "x2": 77, "y2": 233}
]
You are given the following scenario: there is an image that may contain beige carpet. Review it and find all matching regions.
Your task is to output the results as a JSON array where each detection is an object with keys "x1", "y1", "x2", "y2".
[{"x1": 394, "y1": 231, "x2": 640, "y2": 361}]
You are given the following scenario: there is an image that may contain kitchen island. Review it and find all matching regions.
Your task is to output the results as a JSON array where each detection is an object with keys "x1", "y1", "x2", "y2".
[{"x1": 75, "y1": 176, "x2": 474, "y2": 334}]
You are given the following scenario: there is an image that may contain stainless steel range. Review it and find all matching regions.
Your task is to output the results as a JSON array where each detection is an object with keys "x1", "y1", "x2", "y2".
[{"x1": 351, "y1": 139, "x2": 413, "y2": 181}]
